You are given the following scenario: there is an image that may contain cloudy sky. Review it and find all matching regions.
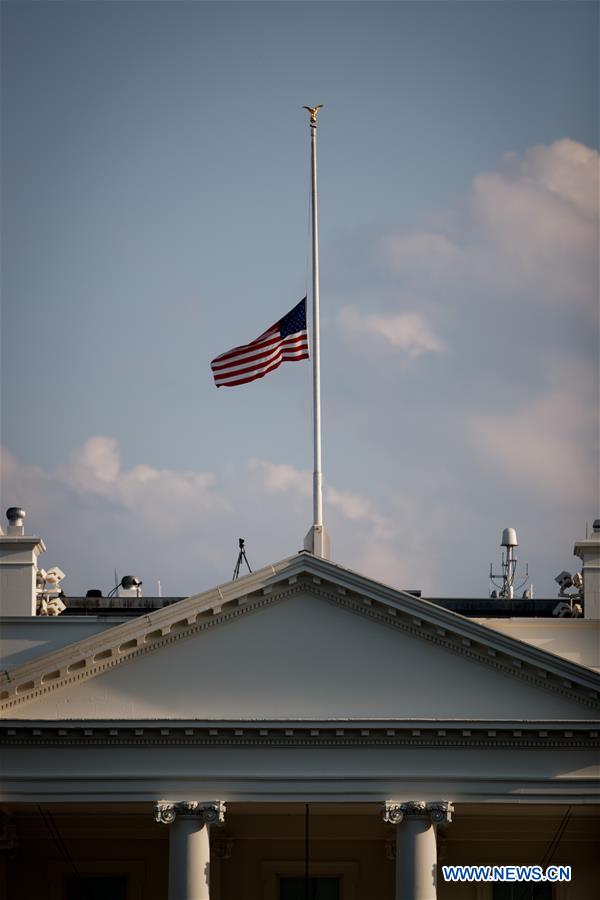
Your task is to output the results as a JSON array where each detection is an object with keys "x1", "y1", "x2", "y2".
[{"x1": 1, "y1": 1, "x2": 598, "y2": 599}]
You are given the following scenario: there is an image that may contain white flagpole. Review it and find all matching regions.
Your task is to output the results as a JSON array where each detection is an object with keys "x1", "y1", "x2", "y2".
[{"x1": 303, "y1": 105, "x2": 330, "y2": 559}]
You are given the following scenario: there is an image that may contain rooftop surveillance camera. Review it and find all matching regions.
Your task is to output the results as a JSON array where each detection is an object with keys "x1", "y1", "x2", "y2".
[
  {"x1": 121, "y1": 575, "x2": 142, "y2": 590},
  {"x1": 116, "y1": 575, "x2": 143, "y2": 599},
  {"x1": 553, "y1": 600, "x2": 583, "y2": 618},
  {"x1": 45, "y1": 566, "x2": 66, "y2": 585},
  {"x1": 35, "y1": 564, "x2": 67, "y2": 616},
  {"x1": 38, "y1": 595, "x2": 67, "y2": 617},
  {"x1": 555, "y1": 571, "x2": 573, "y2": 592},
  {"x1": 553, "y1": 601, "x2": 573, "y2": 618}
]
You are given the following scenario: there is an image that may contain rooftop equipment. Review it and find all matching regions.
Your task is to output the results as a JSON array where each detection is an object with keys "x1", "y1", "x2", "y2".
[{"x1": 489, "y1": 527, "x2": 531, "y2": 599}]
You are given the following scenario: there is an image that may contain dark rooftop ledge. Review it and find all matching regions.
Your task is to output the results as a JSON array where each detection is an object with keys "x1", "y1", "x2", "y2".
[
  {"x1": 57, "y1": 595, "x2": 563, "y2": 619},
  {"x1": 61, "y1": 597, "x2": 184, "y2": 617},
  {"x1": 426, "y1": 598, "x2": 559, "y2": 617}
]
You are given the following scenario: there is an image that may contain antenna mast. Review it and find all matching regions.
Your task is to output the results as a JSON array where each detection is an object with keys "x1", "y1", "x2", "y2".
[
  {"x1": 302, "y1": 104, "x2": 330, "y2": 559},
  {"x1": 489, "y1": 527, "x2": 530, "y2": 599}
]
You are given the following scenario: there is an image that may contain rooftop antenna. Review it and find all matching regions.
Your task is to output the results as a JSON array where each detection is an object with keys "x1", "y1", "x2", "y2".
[
  {"x1": 489, "y1": 527, "x2": 530, "y2": 599},
  {"x1": 233, "y1": 538, "x2": 252, "y2": 580}
]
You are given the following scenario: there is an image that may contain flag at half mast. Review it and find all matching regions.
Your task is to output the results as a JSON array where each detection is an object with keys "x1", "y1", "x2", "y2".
[{"x1": 210, "y1": 298, "x2": 309, "y2": 387}]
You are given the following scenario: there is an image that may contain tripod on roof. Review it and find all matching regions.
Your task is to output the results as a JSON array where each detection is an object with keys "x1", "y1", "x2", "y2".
[{"x1": 233, "y1": 538, "x2": 252, "y2": 580}]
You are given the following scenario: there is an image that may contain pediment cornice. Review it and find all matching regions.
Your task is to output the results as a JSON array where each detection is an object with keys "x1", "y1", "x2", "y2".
[
  {"x1": 2, "y1": 553, "x2": 599, "y2": 713},
  {"x1": 1, "y1": 718, "x2": 598, "y2": 751}
]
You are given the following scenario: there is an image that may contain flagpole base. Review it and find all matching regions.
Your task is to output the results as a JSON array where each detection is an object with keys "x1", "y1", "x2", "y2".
[{"x1": 303, "y1": 525, "x2": 331, "y2": 560}]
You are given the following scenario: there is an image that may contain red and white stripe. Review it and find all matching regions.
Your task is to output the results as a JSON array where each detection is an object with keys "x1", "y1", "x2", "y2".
[{"x1": 211, "y1": 326, "x2": 309, "y2": 387}]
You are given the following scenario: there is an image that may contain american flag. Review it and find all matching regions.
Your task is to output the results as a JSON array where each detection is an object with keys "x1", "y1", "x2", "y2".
[{"x1": 211, "y1": 298, "x2": 309, "y2": 387}]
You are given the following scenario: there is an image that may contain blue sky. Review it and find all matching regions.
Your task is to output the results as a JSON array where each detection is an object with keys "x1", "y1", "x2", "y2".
[{"x1": 1, "y1": 1, "x2": 598, "y2": 598}]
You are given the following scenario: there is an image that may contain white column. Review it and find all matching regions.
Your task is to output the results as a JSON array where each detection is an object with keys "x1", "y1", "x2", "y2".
[
  {"x1": 154, "y1": 801, "x2": 226, "y2": 900},
  {"x1": 382, "y1": 801, "x2": 453, "y2": 900},
  {"x1": 0, "y1": 508, "x2": 46, "y2": 617},
  {"x1": 574, "y1": 519, "x2": 600, "y2": 619}
]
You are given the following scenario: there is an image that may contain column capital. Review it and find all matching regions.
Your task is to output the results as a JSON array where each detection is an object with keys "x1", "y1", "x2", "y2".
[
  {"x1": 153, "y1": 800, "x2": 226, "y2": 826},
  {"x1": 382, "y1": 800, "x2": 453, "y2": 826}
]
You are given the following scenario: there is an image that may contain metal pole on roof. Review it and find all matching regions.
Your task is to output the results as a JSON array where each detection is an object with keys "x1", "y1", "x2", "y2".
[{"x1": 303, "y1": 105, "x2": 330, "y2": 561}]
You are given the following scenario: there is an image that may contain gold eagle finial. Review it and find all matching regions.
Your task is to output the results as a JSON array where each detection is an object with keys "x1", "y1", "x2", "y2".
[{"x1": 303, "y1": 104, "x2": 323, "y2": 124}]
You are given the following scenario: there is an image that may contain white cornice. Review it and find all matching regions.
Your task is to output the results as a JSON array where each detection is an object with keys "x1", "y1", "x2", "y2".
[{"x1": 1, "y1": 553, "x2": 599, "y2": 713}]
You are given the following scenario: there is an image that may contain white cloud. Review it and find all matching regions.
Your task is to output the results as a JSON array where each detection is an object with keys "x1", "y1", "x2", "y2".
[
  {"x1": 2, "y1": 439, "x2": 435, "y2": 594},
  {"x1": 517, "y1": 139, "x2": 598, "y2": 219},
  {"x1": 61, "y1": 436, "x2": 121, "y2": 494},
  {"x1": 382, "y1": 230, "x2": 461, "y2": 272},
  {"x1": 379, "y1": 139, "x2": 598, "y2": 308},
  {"x1": 1, "y1": 439, "x2": 234, "y2": 593},
  {"x1": 245, "y1": 459, "x2": 427, "y2": 585},
  {"x1": 5, "y1": 433, "x2": 586, "y2": 599},
  {"x1": 339, "y1": 307, "x2": 446, "y2": 357},
  {"x1": 60, "y1": 436, "x2": 227, "y2": 527},
  {"x1": 469, "y1": 390, "x2": 598, "y2": 507},
  {"x1": 248, "y1": 458, "x2": 392, "y2": 533},
  {"x1": 332, "y1": 139, "x2": 598, "y2": 512},
  {"x1": 247, "y1": 459, "x2": 311, "y2": 497}
]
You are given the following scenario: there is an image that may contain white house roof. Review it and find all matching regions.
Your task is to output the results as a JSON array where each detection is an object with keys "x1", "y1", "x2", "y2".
[{"x1": 1, "y1": 551, "x2": 599, "y2": 717}]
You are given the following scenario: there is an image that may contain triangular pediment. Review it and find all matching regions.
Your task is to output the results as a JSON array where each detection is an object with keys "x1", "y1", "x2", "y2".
[{"x1": 2, "y1": 553, "x2": 599, "y2": 720}]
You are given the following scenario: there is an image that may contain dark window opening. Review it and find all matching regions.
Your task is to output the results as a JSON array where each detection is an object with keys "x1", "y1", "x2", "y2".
[
  {"x1": 65, "y1": 875, "x2": 128, "y2": 900},
  {"x1": 492, "y1": 885, "x2": 553, "y2": 900},
  {"x1": 279, "y1": 876, "x2": 341, "y2": 900}
]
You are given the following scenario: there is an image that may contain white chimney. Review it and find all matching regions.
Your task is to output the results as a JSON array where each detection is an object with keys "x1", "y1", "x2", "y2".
[
  {"x1": 574, "y1": 519, "x2": 600, "y2": 620},
  {"x1": 0, "y1": 508, "x2": 46, "y2": 616}
]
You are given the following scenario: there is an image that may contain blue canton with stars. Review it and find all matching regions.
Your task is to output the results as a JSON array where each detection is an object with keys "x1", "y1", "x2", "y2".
[{"x1": 278, "y1": 298, "x2": 307, "y2": 337}]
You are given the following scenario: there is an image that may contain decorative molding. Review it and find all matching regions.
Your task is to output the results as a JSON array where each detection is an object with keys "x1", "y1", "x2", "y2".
[
  {"x1": 2, "y1": 554, "x2": 599, "y2": 712},
  {"x1": 382, "y1": 800, "x2": 453, "y2": 825},
  {"x1": 428, "y1": 801, "x2": 454, "y2": 824},
  {"x1": 153, "y1": 800, "x2": 226, "y2": 826},
  {"x1": 382, "y1": 802, "x2": 404, "y2": 824},
  {"x1": 1, "y1": 721, "x2": 598, "y2": 750}
]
